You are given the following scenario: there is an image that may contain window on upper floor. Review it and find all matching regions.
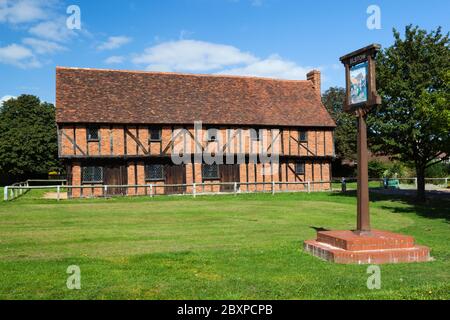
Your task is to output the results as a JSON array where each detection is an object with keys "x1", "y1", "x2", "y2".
[
  {"x1": 202, "y1": 163, "x2": 219, "y2": 180},
  {"x1": 149, "y1": 128, "x2": 162, "y2": 141},
  {"x1": 299, "y1": 130, "x2": 308, "y2": 142},
  {"x1": 145, "y1": 164, "x2": 165, "y2": 181},
  {"x1": 250, "y1": 129, "x2": 261, "y2": 142},
  {"x1": 82, "y1": 166, "x2": 103, "y2": 183},
  {"x1": 295, "y1": 162, "x2": 305, "y2": 175},
  {"x1": 87, "y1": 126, "x2": 99, "y2": 141},
  {"x1": 206, "y1": 128, "x2": 219, "y2": 142}
]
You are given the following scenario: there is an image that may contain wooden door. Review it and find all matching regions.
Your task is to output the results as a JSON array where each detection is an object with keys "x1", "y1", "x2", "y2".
[
  {"x1": 104, "y1": 165, "x2": 127, "y2": 195},
  {"x1": 220, "y1": 164, "x2": 240, "y2": 192},
  {"x1": 165, "y1": 164, "x2": 186, "y2": 194}
]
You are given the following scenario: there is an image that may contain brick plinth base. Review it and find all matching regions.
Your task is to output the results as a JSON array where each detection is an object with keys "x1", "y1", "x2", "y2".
[{"x1": 304, "y1": 230, "x2": 431, "y2": 264}]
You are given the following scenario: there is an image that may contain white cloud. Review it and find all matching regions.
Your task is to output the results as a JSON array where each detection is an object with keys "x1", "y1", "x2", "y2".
[
  {"x1": 216, "y1": 54, "x2": 309, "y2": 80},
  {"x1": 28, "y1": 18, "x2": 76, "y2": 42},
  {"x1": 132, "y1": 39, "x2": 312, "y2": 80},
  {"x1": 104, "y1": 55, "x2": 125, "y2": 64},
  {"x1": 0, "y1": 0, "x2": 50, "y2": 24},
  {"x1": 0, "y1": 1, "x2": 83, "y2": 69},
  {"x1": 97, "y1": 36, "x2": 132, "y2": 51},
  {"x1": 133, "y1": 40, "x2": 257, "y2": 72},
  {"x1": 22, "y1": 37, "x2": 66, "y2": 54},
  {"x1": 1, "y1": 95, "x2": 16, "y2": 105},
  {"x1": 0, "y1": 43, "x2": 40, "y2": 68}
]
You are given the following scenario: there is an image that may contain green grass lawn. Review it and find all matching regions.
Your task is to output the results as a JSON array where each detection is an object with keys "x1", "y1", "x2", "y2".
[
  {"x1": 331, "y1": 180, "x2": 382, "y2": 190},
  {"x1": 0, "y1": 190, "x2": 449, "y2": 300}
]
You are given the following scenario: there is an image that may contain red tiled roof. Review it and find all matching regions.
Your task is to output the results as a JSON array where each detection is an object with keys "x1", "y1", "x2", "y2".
[{"x1": 56, "y1": 67, "x2": 336, "y2": 127}]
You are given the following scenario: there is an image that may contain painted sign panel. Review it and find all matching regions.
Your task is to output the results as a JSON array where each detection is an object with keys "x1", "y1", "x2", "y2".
[{"x1": 349, "y1": 61, "x2": 368, "y2": 105}]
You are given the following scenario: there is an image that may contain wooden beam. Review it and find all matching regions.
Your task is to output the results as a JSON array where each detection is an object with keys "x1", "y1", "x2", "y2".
[
  {"x1": 186, "y1": 129, "x2": 204, "y2": 152},
  {"x1": 125, "y1": 127, "x2": 149, "y2": 155},
  {"x1": 162, "y1": 128, "x2": 184, "y2": 154},
  {"x1": 266, "y1": 130, "x2": 281, "y2": 153},
  {"x1": 287, "y1": 163, "x2": 304, "y2": 182},
  {"x1": 62, "y1": 129, "x2": 86, "y2": 156},
  {"x1": 222, "y1": 129, "x2": 239, "y2": 153},
  {"x1": 291, "y1": 135, "x2": 316, "y2": 157}
]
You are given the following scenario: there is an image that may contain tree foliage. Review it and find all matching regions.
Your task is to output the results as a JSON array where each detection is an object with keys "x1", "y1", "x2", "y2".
[
  {"x1": 322, "y1": 87, "x2": 357, "y2": 160},
  {"x1": 0, "y1": 95, "x2": 59, "y2": 178},
  {"x1": 369, "y1": 25, "x2": 450, "y2": 200}
]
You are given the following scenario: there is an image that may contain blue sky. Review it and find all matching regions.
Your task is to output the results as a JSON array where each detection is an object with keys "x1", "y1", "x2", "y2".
[{"x1": 0, "y1": 0, "x2": 449, "y2": 104}]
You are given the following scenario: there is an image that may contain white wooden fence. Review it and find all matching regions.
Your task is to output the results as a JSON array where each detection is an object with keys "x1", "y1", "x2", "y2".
[
  {"x1": 3, "y1": 177, "x2": 448, "y2": 201},
  {"x1": 4, "y1": 180, "x2": 332, "y2": 201}
]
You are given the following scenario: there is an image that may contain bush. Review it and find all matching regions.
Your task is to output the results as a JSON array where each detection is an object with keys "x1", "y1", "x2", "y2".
[
  {"x1": 368, "y1": 160, "x2": 388, "y2": 178},
  {"x1": 383, "y1": 162, "x2": 412, "y2": 178},
  {"x1": 425, "y1": 162, "x2": 450, "y2": 178}
]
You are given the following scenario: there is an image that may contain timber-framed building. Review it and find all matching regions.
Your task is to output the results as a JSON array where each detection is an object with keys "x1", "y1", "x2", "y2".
[{"x1": 56, "y1": 67, "x2": 335, "y2": 197}]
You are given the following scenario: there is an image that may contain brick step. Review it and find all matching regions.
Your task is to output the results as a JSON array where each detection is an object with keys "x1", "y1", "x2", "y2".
[
  {"x1": 304, "y1": 240, "x2": 431, "y2": 264},
  {"x1": 316, "y1": 230, "x2": 415, "y2": 251}
]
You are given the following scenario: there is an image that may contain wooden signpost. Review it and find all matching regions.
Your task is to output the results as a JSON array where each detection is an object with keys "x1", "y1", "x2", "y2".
[
  {"x1": 339, "y1": 44, "x2": 381, "y2": 234},
  {"x1": 303, "y1": 44, "x2": 431, "y2": 264}
]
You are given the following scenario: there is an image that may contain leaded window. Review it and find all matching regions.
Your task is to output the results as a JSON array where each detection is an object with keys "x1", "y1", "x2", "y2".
[
  {"x1": 87, "y1": 126, "x2": 99, "y2": 141},
  {"x1": 145, "y1": 164, "x2": 165, "y2": 181},
  {"x1": 202, "y1": 164, "x2": 219, "y2": 179},
  {"x1": 295, "y1": 162, "x2": 305, "y2": 175},
  {"x1": 149, "y1": 128, "x2": 162, "y2": 141},
  {"x1": 82, "y1": 166, "x2": 103, "y2": 183},
  {"x1": 299, "y1": 130, "x2": 308, "y2": 142}
]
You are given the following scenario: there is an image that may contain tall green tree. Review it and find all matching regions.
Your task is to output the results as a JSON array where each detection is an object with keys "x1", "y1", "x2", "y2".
[
  {"x1": 369, "y1": 25, "x2": 450, "y2": 201},
  {"x1": 322, "y1": 87, "x2": 357, "y2": 160},
  {"x1": 0, "y1": 95, "x2": 59, "y2": 180}
]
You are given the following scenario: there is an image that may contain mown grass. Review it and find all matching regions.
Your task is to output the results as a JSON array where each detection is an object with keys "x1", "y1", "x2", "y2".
[
  {"x1": 331, "y1": 181, "x2": 382, "y2": 190},
  {"x1": 0, "y1": 190, "x2": 448, "y2": 300}
]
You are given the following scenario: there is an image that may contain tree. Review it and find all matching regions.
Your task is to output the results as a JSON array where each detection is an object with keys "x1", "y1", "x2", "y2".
[
  {"x1": 322, "y1": 87, "x2": 357, "y2": 160},
  {"x1": 369, "y1": 25, "x2": 450, "y2": 201},
  {"x1": 0, "y1": 95, "x2": 60, "y2": 181}
]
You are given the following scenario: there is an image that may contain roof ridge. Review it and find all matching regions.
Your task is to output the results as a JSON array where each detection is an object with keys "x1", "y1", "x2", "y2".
[{"x1": 55, "y1": 66, "x2": 311, "y2": 83}]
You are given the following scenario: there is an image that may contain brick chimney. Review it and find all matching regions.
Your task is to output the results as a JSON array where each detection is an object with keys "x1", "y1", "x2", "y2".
[{"x1": 307, "y1": 70, "x2": 321, "y2": 97}]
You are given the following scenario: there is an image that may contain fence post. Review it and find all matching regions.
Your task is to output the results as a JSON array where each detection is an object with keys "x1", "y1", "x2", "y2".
[
  {"x1": 272, "y1": 181, "x2": 275, "y2": 195},
  {"x1": 445, "y1": 178, "x2": 448, "y2": 187},
  {"x1": 307, "y1": 181, "x2": 311, "y2": 193},
  {"x1": 56, "y1": 186, "x2": 60, "y2": 201},
  {"x1": 234, "y1": 182, "x2": 237, "y2": 196},
  {"x1": 414, "y1": 177, "x2": 418, "y2": 189},
  {"x1": 104, "y1": 185, "x2": 108, "y2": 197},
  {"x1": 150, "y1": 184, "x2": 153, "y2": 198},
  {"x1": 4, "y1": 186, "x2": 8, "y2": 201},
  {"x1": 193, "y1": 183, "x2": 196, "y2": 198}
]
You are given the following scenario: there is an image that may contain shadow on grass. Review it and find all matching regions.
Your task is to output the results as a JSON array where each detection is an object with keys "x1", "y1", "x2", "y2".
[
  {"x1": 330, "y1": 190, "x2": 450, "y2": 222},
  {"x1": 309, "y1": 226, "x2": 330, "y2": 232}
]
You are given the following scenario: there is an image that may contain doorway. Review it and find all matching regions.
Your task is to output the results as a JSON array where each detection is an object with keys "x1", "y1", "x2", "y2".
[
  {"x1": 165, "y1": 164, "x2": 186, "y2": 194},
  {"x1": 104, "y1": 165, "x2": 127, "y2": 196},
  {"x1": 220, "y1": 164, "x2": 240, "y2": 192}
]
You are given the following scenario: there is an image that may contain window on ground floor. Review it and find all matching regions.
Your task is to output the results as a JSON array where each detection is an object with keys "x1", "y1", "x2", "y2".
[
  {"x1": 145, "y1": 164, "x2": 165, "y2": 181},
  {"x1": 82, "y1": 166, "x2": 103, "y2": 183},
  {"x1": 295, "y1": 162, "x2": 305, "y2": 175},
  {"x1": 202, "y1": 163, "x2": 219, "y2": 180}
]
